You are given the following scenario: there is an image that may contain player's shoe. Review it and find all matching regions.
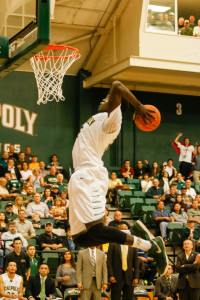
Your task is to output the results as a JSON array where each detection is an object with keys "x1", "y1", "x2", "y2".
[
  {"x1": 147, "y1": 236, "x2": 168, "y2": 275},
  {"x1": 131, "y1": 220, "x2": 155, "y2": 240}
]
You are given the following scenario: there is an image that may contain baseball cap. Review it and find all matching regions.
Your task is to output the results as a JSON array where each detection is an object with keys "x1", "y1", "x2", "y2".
[
  {"x1": 184, "y1": 20, "x2": 189, "y2": 23},
  {"x1": 181, "y1": 186, "x2": 187, "y2": 189},
  {"x1": 52, "y1": 185, "x2": 59, "y2": 189},
  {"x1": 45, "y1": 222, "x2": 53, "y2": 226},
  {"x1": 187, "y1": 220, "x2": 194, "y2": 223},
  {"x1": 6, "y1": 202, "x2": 13, "y2": 207}
]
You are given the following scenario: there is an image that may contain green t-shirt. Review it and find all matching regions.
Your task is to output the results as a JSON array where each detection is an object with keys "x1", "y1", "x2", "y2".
[
  {"x1": 58, "y1": 183, "x2": 67, "y2": 191},
  {"x1": 6, "y1": 179, "x2": 21, "y2": 191},
  {"x1": 180, "y1": 27, "x2": 193, "y2": 36},
  {"x1": 30, "y1": 257, "x2": 38, "y2": 275}
]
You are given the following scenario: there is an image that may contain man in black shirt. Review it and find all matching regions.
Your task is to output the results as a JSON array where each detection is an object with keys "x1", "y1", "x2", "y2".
[
  {"x1": 38, "y1": 222, "x2": 67, "y2": 252},
  {"x1": 108, "y1": 211, "x2": 130, "y2": 229},
  {"x1": 5, "y1": 237, "x2": 30, "y2": 286},
  {"x1": 134, "y1": 160, "x2": 151, "y2": 179}
]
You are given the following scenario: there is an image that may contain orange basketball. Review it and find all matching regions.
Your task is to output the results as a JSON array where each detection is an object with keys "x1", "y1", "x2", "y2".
[{"x1": 133, "y1": 104, "x2": 161, "y2": 132}]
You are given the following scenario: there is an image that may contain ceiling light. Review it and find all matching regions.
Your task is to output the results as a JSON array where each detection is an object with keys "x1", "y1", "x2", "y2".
[{"x1": 148, "y1": 5, "x2": 171, "y2": 13}]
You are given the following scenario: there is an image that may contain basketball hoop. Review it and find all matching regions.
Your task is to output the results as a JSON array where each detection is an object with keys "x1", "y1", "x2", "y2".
[{"x1": 30, "y1": 45, "x2": 81, "y2": 105}]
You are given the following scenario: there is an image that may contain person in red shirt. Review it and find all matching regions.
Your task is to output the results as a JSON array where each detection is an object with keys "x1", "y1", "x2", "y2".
[{"x1": 120, "y1": 160, "x2": 134, "y2": 179}]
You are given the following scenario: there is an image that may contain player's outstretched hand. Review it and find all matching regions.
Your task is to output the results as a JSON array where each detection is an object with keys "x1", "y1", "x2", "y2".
[{"x1": 134, "y1": 104, "x2": 155, "y2": 125}]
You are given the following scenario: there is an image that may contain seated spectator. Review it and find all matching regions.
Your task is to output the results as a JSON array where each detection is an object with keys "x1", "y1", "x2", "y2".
[
  {"x1": 41, "y1": 187, "x2": 54, "y2": 209},
  {"x1": 56, "y1": 250, "x2": 77, "y2": 295},
  {"x1": 38, "y1": 160, "x2": 49, "y2": 177},
  {"x1": 193, "y1": 19, "x2": 200, "y2": 37},
  {"x1": 181, "y1": 185, "x2": 193, "y2": 207},
  {"x1": 170, "y1": 172, "x2": 185, "y2": 191},
  {"x1": 20, "y1": 162, "x2": 33, "y2": 184},
  {"x1": 0, "y1": 211, "x2": 9, "y2": 233},
  {"x1": 4, "y1": 172, "x2": 11, "y2": 182},
  {"x1": 120, "y1": 160, "x2": 134, "y2": 179},
  {"x1": 181, "y1": 20, "x2": 193, "y2": 36},
  {"x1": 165, "y1": 158, "x2": 176, "y2": 180},
  {"x1": 171, "y1": 203, "x2": 188, "y2": 224},
  {"x1": 146, "y1": 178, "x2": 164, "y2": 199},
  {"x1": 26, "y1": 193, "x2": 50, "y2": 218},
  {"x1": 50, "y1": 197, "x2": 68, "y2": 230},
  {"x1": 183, "y1": 220, "x2": 200, "y2": 250},
  {"x1": 13, "y1": 195, "x2": 26, "y2": 214},
  {"x1": 173, "y1": 194, "x2": 187, "y2": 212},
  {"x1": 108, "y1": 171, "x2": 122, "y2": 206},
  {"x1": 60, "y1": 190, "x2": 69, "y2": 207},
  {"x1": 14, "y1": 209, "x2": 35, "y2": 239},
  {"x1": 31, "y1": 213, "x2": 42, "y2": 229},
  {"x1": 159, "y1": 171, "x2": 170, "y2": 194},
  {"x1": 38, "y1": 222, "x2": 67, "y2": 252},
  {"x1": 137, "y1": 249, "x2": 157, "y2": 286},
  {"x1": 22, "y1": 185, "x2": 35, "y2": 205},
  {"x1": 65, "y1": 228, "x2": 79, "y2": 251},
  {"x1": 47, "y1": 154, "x2": 64, "y2": 173},
  {"x1": 1, "y1": 222, "x2": 28, "y2": 255},
  {"x1": 0, "y1": 151, "x2": 9, "y2": 169},
  {"x1": 5, "y1": 202, "x2": 17, "y2": 221},
  {"x1": 189, "y1": 14, "x2": 196, "y2": 31},
  {"x1": 108, "y1": 210, "x2": 130, "y2": 229},
  {"x1": 44, "y1": 166, "x2": 58, "y2": 187},
  {"x1": 155, "y1": 264, "x2": 178, "y2": 300},
  {"x1": 150, "y1": 161, "x2": 160, "y2": 179},
  {"x1": 141, "y1": 173, "x2": 152, "y2": 192},
  {"x1": 5, "y1": 158, "x2": 21, "y2": 180},
  {"x1": 134, "y1": 160, "x2": 150, "y2": 179},
  {"x1": 6, "y1": 173, "x2": 21, "y2": 193},
  {"x1": 57, "y1": 173, "x2": 67, "y2": 191},
  {"x1": 25, "y1": 263, "x2": 57, "y2": 300},
  {"x1": 169, "y1": 169, "x2": 178, "y2": 184},
  {"x1": 5, "y1": 237, "x2": 30, "y2": 286},
  {"x1": 8, "y1": 144, "x2": 18, "y2": 161},
  {"x1": 163, "y1": 184, "x2": 177, "y2": 207},
  {"x1": 29, "y1": 155, "x2": 40, "y2": 172},
  {"x1": 51, "y1": 185, "x2": 60, "y2": 200},
  {"x1": 32, "y1": 168, "x2": 44, "y2": 190},
  {"x1": 187, "y1": 199, "x2": 200, "y2": 224},
  {"x1": 27, "y1": 245, "x2": 39, "y2": 276},
  {"x1": 178, "y1": 17, "x2": 185, "y2": 29},
  {"x1": 153, "y1": 201, "x2": 174, "y2": 241},
  {"x1": 185, "y1": 179, "x2": 196, "y2": 199},
  {"x1": 103, "y1": 207, "x2": 114, "y2": 226},
  {"x1": 0, "y1": 177, "x2": 18, "y2": 200},
  {"x1": 25, "y1": 146, "x2": 32, "y2": 163},
  {"x1": 16, "y1": 151, "x2": 26, "y2": 170}
]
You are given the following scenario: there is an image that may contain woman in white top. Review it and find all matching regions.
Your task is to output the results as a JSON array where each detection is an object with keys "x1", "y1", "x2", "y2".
[
  {"x1": 13, "y1": 196, "x2": 26, "y2": 215},
  {"x1": 32, "y1": 168, "x2": 44, "y2": 190},
  {"x1": 160, "y1": 171, "x2": 170, "y2": 194},
  {"x1": 20, "y1": 162, "x2": 33, "y2": 184},
  {"x1": 141, "y1": 173, "x2": 152, "y2": 192}
]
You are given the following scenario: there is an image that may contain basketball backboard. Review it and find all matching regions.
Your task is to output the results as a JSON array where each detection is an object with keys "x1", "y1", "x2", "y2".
[{"x1": 0, "y1": 0, "x2": 50, "y2": 78}]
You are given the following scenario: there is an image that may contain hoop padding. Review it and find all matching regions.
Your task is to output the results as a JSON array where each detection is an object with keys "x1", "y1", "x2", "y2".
[{"x1": 30, "y1": 45, "x2": 80, "y2": 105}]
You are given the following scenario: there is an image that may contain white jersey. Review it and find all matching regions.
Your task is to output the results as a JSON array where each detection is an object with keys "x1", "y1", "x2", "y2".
[
  {"x1": 0, "y1": 273, "x2": 22, "y2": 300},
  {"x1": 72, "y1": 106, "x2": 122, "y2": 170}
]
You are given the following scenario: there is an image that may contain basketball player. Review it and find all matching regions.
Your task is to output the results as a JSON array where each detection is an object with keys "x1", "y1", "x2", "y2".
[
  {"x1": 68, "y1": 80, "x2": 167, "y2": 275},
  {"x1": 0, "y1": 261, "x2": 26, "y2": 300}
]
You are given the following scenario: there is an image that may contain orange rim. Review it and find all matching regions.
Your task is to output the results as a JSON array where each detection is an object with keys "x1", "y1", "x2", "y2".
[{"x1": 33, "y1": 44, "x2": 80, "y2": 60}]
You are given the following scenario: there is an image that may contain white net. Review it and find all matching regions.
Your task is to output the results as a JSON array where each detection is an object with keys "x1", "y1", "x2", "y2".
[{"x1": 30, "y1": 45, "x2": 80, "y2": 105}]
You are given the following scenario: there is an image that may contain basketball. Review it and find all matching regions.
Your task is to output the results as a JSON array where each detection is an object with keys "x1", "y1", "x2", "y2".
[{"x1": 133, "y1": 104, "x2": 161, "y2": 132}]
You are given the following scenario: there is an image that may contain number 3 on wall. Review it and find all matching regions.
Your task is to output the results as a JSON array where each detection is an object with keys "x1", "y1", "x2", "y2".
[{"x1": 176, "y1": 103, "x2": 182, "y2": 115}]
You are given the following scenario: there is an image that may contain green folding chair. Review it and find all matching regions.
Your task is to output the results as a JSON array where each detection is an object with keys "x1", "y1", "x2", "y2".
[
  {"x1": 118, "y1": 190, "x2": 133, "y2": 211},
  {"x1": 139, "y1": 205, "x2": 156, "y2": 227},
  {"x1": 127, "y1": 178, "x2": 141, "y2": 190},
  {"x1": 167, "y1": 222, "x2": 184, "y2": 245},
  {"x1": 144, "y1": 198, "x2": 158, "y2": 207},
  {"x1": 130, "y1": 198, "x2": 144, "y2": 219}
]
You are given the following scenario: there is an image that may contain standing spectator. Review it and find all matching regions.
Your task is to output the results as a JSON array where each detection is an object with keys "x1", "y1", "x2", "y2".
[
  {"x1": 155, "y1": 264, "x2": 178, "y2": 300},
  {"x1": 120, "y1": 160, "x2": 134, "y2": 179},
  {"x1": 134, "y1": 160, "x2": 150, "y2": 179},
  {"x1": 25, "y1": 146, "x2": 32, "y2": 163},
  {"x1": 189, "y1": 15, "x2": 196, "y2": 31},
  {"x1": 193, "y1": 145, "x2": 200, "y2": 183},
  {"x1": 13, "y1": 196, "x2": 26, "y2": 214},
  {"x1": 0, "y1": 261, "x2": 25, "y2": 299},
  {"x1": 141, "y1": 173, "x2": 152, "y2": 192},
  {"x1": 171, "y1": 172, "x2": 185, "y2": 192},
  {"x1": 108, "y1": 210, "x2": 130, "y2": 229},
  {"x1": 14, "y1": 209, "x2": 36, "y2": 239},
  {"x1": 44, "y1": 166, "x2": 58, "y2": 187},
  {"x1": 65, "y1": 228, "x2": 79, "y2": 251},
  {"x1": 181, "y1": 20, "x2": 193, "y2": 36},
  {"x1": 185, "y1": 179, "x2": 196, "y2": 199},
  {"x1": 76, "y1": 247, "x2": 107, "y2": 300},
  {"x1": 27, "y1": 245, "x2": 39, "y2": 276},
  {"x1": 165, "y1": 158, "x2": 176, "y2": 180},
  {"x1": 1, "y1": 222, "x2": 28, "y2": 255},
  {"x1": 176, "y1": 239, "x2": 200, "y2": 299},
  {"x1": 146, "y1": 178, "x2": 164, "y2": 199},
  {"x1": 193, "y1": 19, "x2": 200, "y2": 37},
  {"x1": 29, "y1": 155, "x2": 39, "y2": 172},
  {"x1": 20, "y1": 162, "x2": 33, "y2": 184},
  {"x1": 6, "y1": 158, "x2": 21, "y2": 181},
  {"x1": 0, "y1": 151, "x2": 9, "y2": 168},
  {"x1": 39, "y1": 160, "x2": 49, "y2": 177},
  {"x1": 16, "y1": 151, "x2": 26, "y2": 170},
  {"x1": 153, "y1": 201, "x2": 174, "y2": 241},
  {"x1": 5, "y1": 237, "x2": 30, "y2": 286},
  {"x1": 38, "y1": 222, "x2": 67, "y2": 252},
  {"x1": 25, "y1": 264, "x2": 57, "y2": 300},
  {"x1": 56, "y1": 250, "x2": 77, "y2": 295},
  {"x1": 174, "y1": 133, "x2": 195, "y2": 179},
  {"x1": 187, "y1": 199, "x2": 200, "y2": 224},
  {"x1": 5, "y1": 202, "x2": 18, "y2": 221},
  {"x1": 107, "y1": 239, "x2": 139, "y2": 300},
  {"x1": 26, "y1": 193, "x2": 50, "y2": 218},
  {"x1": 32, "y1": 168, "x2": 44, "y2": 190},
  {"x1": 181, "y1": 186, "x2": 193, "y2": 207}
]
